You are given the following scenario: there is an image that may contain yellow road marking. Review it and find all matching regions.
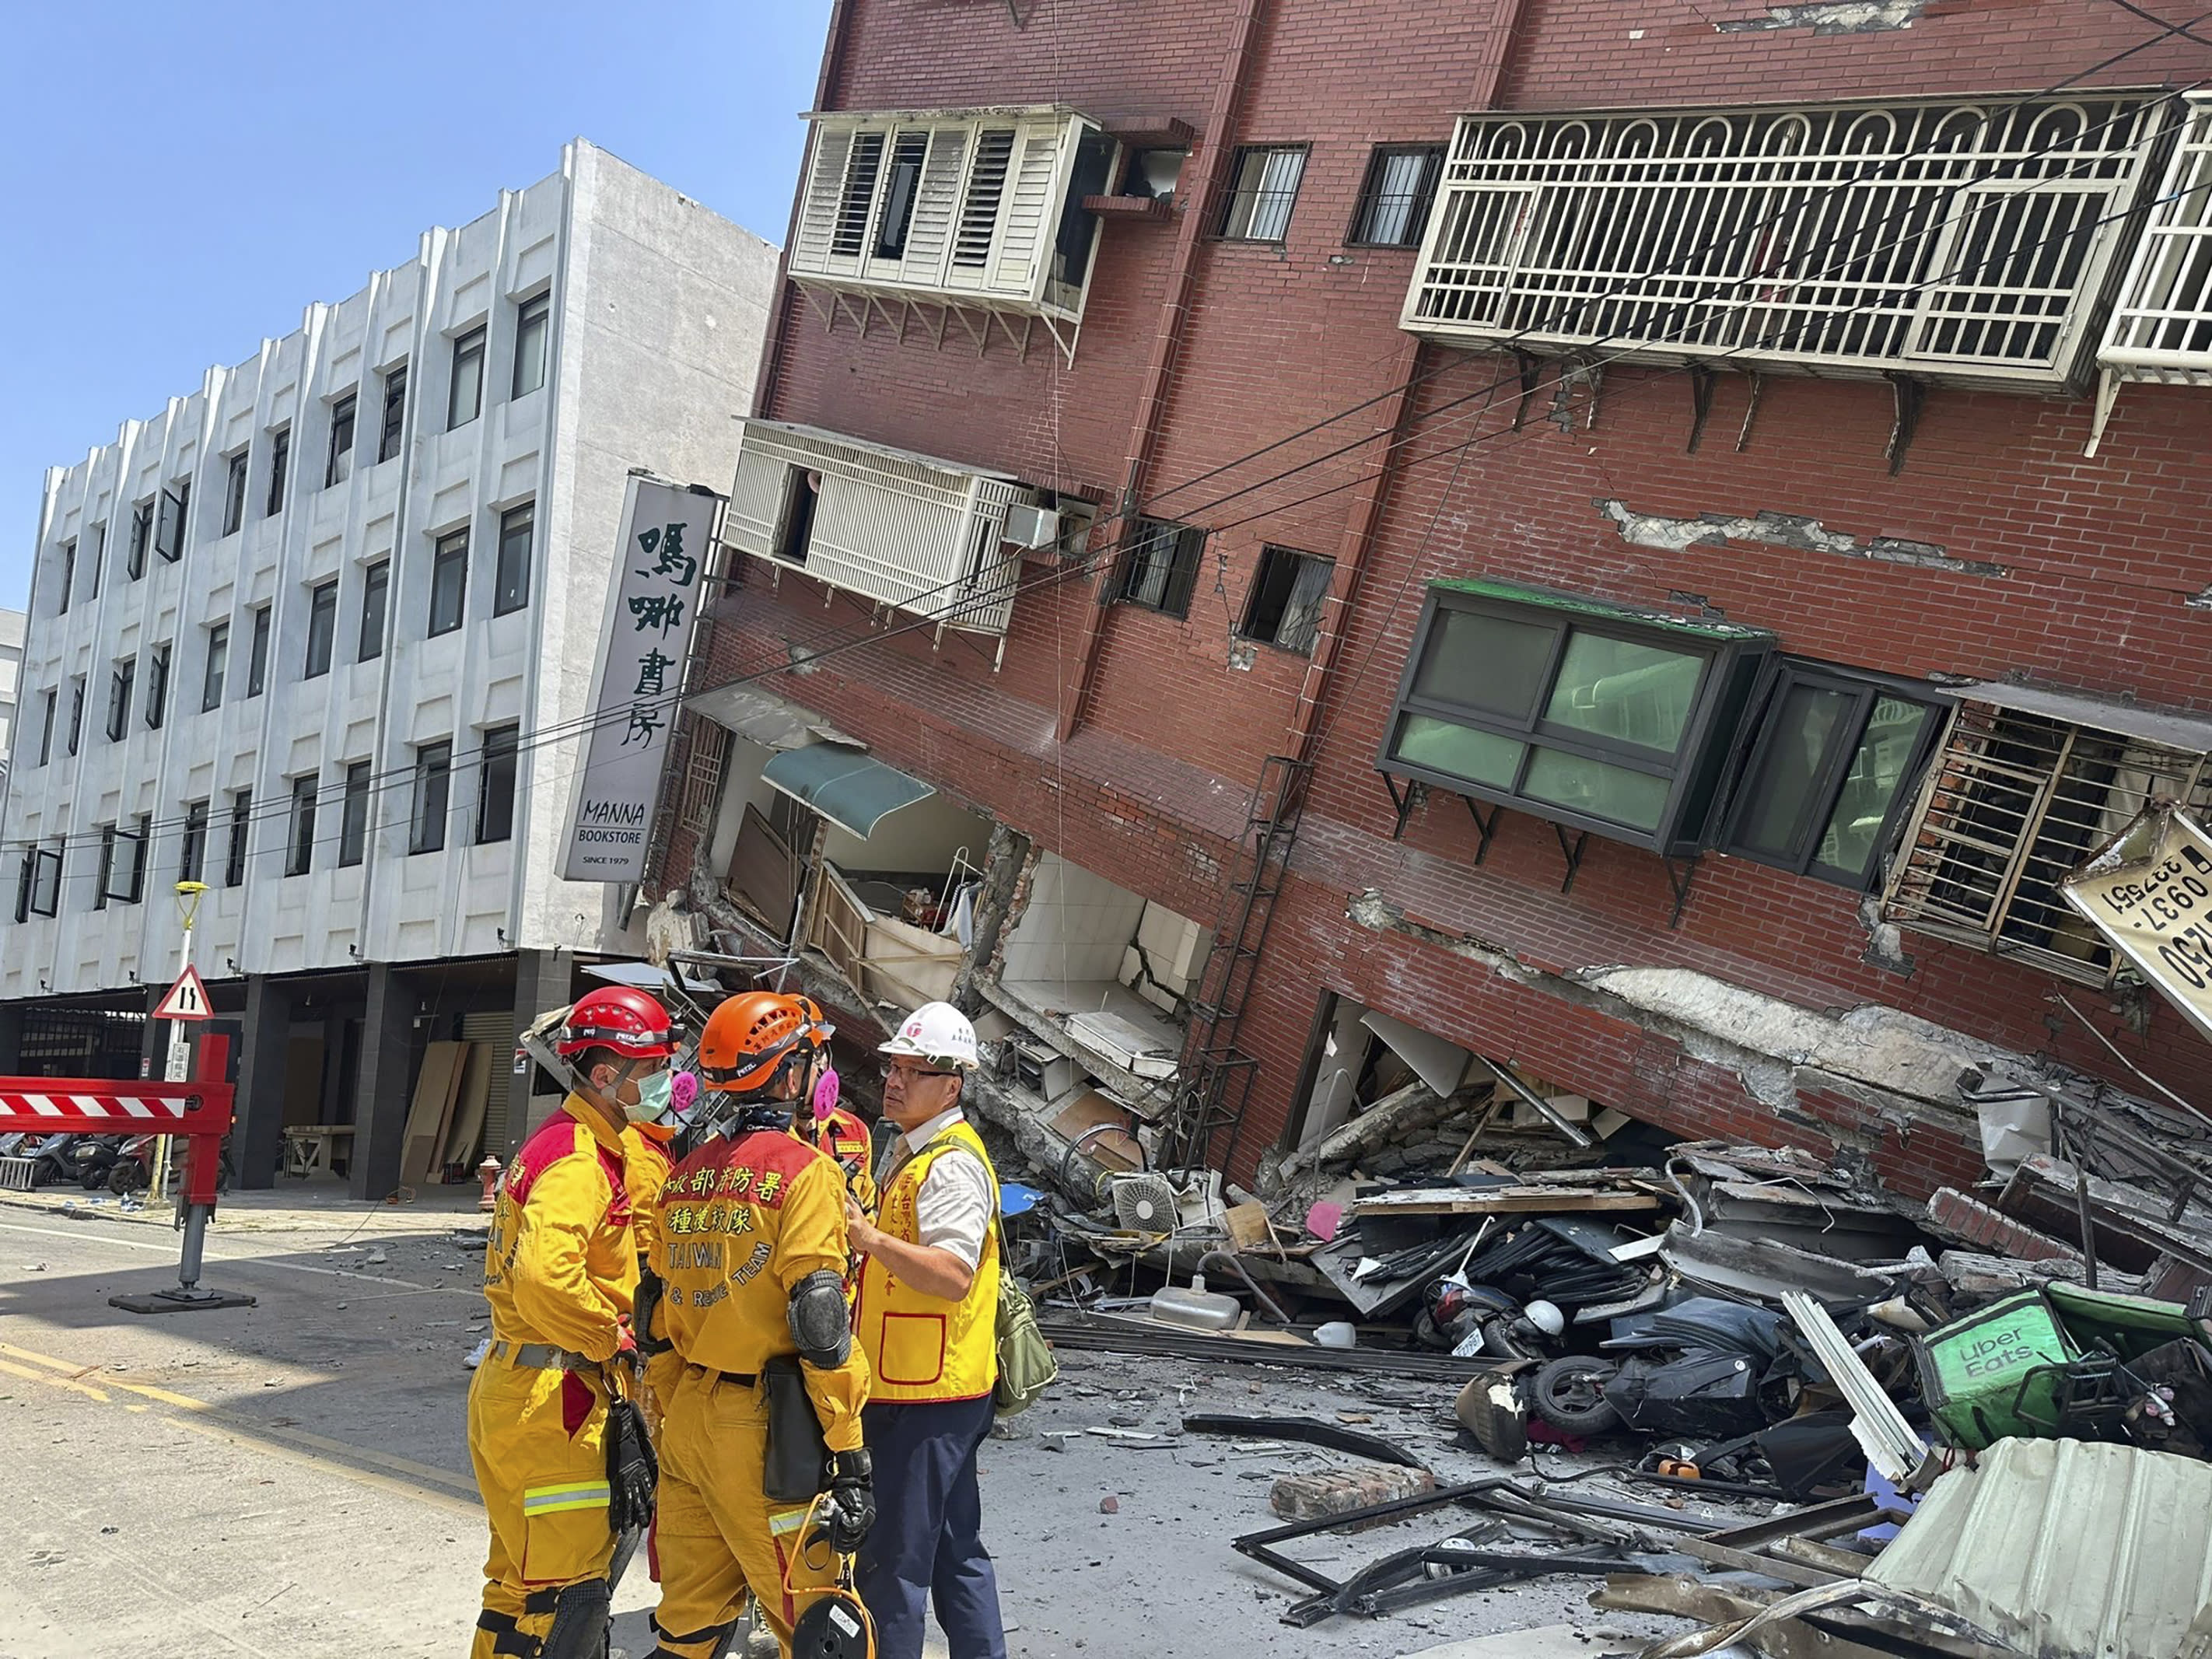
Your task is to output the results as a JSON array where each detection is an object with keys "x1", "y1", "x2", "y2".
[{"x1": 0, "y1": 1340, "x2": 482, "y2": 1512}]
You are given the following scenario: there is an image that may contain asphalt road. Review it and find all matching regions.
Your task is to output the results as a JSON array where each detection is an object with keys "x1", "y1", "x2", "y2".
[{"x1": 0, "y1": 1192, "x2": 1665, "y2": 1658}]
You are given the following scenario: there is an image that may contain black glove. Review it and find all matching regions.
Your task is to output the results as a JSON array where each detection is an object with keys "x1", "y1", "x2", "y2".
[
  {"x1": 824, "y1": 1447, "x2": 874, "y2": 1552},
  {"x1": 606, "y1": 1395, "x2": 659, "y2": 1534}
]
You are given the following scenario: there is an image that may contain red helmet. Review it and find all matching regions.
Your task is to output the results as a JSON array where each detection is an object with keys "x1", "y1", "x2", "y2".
[{"x1": 556, "y1": 986, "x2": 678, "y2": 1061}]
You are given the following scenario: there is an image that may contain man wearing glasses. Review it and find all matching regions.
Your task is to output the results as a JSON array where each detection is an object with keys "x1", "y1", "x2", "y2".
[{"x1": 845, "y1": 1001, "x2": 1007, "y2": 1659}]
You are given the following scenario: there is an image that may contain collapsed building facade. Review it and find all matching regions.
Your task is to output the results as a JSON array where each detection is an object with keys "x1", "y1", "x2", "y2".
[{"x1": 650, "y1": 0, "x2": 2212, "y2": 1205}]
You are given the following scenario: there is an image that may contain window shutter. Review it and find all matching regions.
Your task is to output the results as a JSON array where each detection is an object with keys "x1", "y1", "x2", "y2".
[
  {"x1": 793, "y1": 127, "x2": 855, "y2": 275},
  {"x1": 901, "y1": 127, "x2": 968, "y2": 281},
  {"x1": 990, "y1": 129, "x2": 1064, "y2": 295}
]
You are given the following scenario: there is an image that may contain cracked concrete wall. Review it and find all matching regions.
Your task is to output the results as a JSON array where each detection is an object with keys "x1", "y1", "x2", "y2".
[
  {"x1": 1343, "y1": 887, "x2": 2060, "y2": 1146},
  {"x1": 1597, "y1": 498, "x2": 2004, "y2": 577},
  {"x1": 1717, "y1": 0, "x2": 1924, "y2": 33}
]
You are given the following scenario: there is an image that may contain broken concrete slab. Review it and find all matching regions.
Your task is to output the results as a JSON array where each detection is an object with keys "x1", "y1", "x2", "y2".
[{"x1": 1269, "y1": 1462, "x2": 1436, "y2": 1524}]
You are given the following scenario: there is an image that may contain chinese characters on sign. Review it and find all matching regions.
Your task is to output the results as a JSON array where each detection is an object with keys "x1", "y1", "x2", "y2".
[{"x1": 559, "y1": 476, "x2": 723, "y2": 882}]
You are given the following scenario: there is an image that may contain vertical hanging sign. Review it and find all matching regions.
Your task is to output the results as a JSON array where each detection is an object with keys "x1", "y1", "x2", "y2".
[
  {"x1": 559, "y1": 474, "x2": 721, "y2": 883},
  {"x1": 2060, "y1": 803, "x2": 2212, "y2": 1047}
]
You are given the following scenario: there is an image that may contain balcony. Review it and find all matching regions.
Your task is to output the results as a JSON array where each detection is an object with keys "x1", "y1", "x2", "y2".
[
  {"x1": 1401, "y1": 97, "x2": 2164, "y2": 390},
  {"x1": 724, "y1": 419, "x2": 1044, "y2": 642},
  {"x1": 788, "y1": 106, "x2": 1117, "y2": 363},
  {"x1": 2091, "y1": 93, "x2": 2212, "y2": 450}
]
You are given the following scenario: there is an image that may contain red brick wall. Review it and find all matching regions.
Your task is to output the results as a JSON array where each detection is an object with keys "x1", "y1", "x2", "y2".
[{"x1": 691, "y1": 0, "x2": 2212, "y2": 1183}]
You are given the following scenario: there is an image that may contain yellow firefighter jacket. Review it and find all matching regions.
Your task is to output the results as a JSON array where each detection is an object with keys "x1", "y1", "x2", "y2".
[{"x1": 482, "y1": 1094, "x2": 636, "y2": 1360}]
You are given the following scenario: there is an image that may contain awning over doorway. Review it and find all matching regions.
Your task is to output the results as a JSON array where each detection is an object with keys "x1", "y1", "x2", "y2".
[
  {"x1": 761, "y1": 743, "x2": 934, "y2": 841},
  {"x1": 685, "y1": 684, "x2": 863, "y2": 752}
]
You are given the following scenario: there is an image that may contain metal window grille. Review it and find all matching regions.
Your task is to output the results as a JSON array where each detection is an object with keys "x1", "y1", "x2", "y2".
[
  {"x1": 1405, "y1": 98, "x2": 2161, "y2": 385},
  {"x1": 1882, "y1": 698, "x2": 2212, "y2": 985},
  {"x1": 1220, "y1": 146, "x2": 1307, "y2": 242},
  {"x1": 1351, "y1": 146, "x2": 1444, "y2": 247},
  {"x1": 2099, "y1": 91, "x2": 2212, "y2": 382},
  {"x1": 680, "y1": 722, "x2": 730, "y2": 833}
]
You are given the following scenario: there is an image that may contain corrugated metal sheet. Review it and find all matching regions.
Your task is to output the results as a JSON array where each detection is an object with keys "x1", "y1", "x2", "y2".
[{"x1": 1867, "y1": 1437, "x2": 2212, "y2": 1659}]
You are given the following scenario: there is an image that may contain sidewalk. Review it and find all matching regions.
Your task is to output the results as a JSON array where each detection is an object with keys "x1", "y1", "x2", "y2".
[{"x1": 0, "y1": 1176, "x2": 489, "y2": 1235}]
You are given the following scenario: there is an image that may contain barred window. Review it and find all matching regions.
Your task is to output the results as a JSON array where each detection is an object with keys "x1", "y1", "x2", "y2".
[
  {"x1": 1882, "y1": 690, "x2": 2212, "y2": 984},
  {"x1": 1349, "y1": 145, "x2": 1444, "y2": 248},
  {"x1": 680, "y1": 723, "x2": 731, "y2": 833},
  {"x1": 1219, "y1": 145, "x2": 1307, "y2": 243},
  {"x1": 1117, "y1": 519, "x2": 1206, "y2": 618}
]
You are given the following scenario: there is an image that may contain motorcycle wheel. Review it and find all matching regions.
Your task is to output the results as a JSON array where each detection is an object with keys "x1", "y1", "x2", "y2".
[
  {"x1": 110, "y1": 1160, "x2": 147, "y2": 1195},
  {"x1": 1531, "y1": 1355, "x2": 1625, "y2": 1435}
]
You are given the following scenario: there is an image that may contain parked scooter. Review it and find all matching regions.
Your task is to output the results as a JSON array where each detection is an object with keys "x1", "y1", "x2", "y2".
[
  {"x1": 107, "y1": 1132, "x2": 159, "y2": 1195},
  {"x1": 28, "y1": 1132, "x2": 89, "y2": 1187}
]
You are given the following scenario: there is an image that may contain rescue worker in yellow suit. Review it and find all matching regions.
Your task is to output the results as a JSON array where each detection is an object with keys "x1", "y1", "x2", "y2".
[
  {"x1": 645, "y1": 990, "x2": 875, "y2": 1659},
  {"x1": 470, "y1": 985, "x2": 677, "y2": 1659}
]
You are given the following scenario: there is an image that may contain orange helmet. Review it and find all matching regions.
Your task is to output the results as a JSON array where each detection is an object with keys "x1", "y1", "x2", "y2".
[{"x1": 698, "y1": 991, "x2": 832, "y2": 1095}]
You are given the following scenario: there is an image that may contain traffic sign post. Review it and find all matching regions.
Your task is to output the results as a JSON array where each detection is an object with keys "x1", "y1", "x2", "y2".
[
  {"x1": 152, "y1": 964, "x2": 212, "y2": 1022},
  {"x1": 148, "y1": 883, "x2": 211, "y2": 1201}
]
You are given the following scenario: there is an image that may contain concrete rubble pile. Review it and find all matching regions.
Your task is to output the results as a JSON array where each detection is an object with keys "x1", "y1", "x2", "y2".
[{"x1": 992, "y1": 1055, "x2": 2212, "y2": 1656}]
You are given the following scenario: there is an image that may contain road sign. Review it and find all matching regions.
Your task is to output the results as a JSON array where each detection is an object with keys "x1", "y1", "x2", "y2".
[{"x1": 153, "y1": 964, "x2": 213, "y2": 1021}]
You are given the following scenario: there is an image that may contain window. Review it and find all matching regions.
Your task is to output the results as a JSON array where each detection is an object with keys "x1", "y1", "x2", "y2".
[
  {"x1": 285, "y1": 775, "x2": 317, "y2": 877},
  {"x1": 264, "y1": 427, "x2": 289, "y2": 516},
  {"x1": 832, "y1": 130, "x2": 888, "y2": 258},
  {"x1": 338, "y1": 761, "x2": 371, "y2": 866},
  {"x1": 92, "y1": 825, "x2": 113, "y2": 912},
  {"x1": 88, "y1": 523, "x2": 104, "y2": 599},
  {"x1": 429, "y1": 530, "x2": 468, "y2": 635},
  {"x1": 1406, "y1": 100, "x2": 2159, "y2": 383},
  {"x1": 1117, "y1": 518, "x2": 1206, "y2": 618},
  {"x1": 448, "y1": 326, "x2": 485, "y2": 429},
  {"x1": 56, "y1": 539, "x2": 74, "y2": 615},
  {"x1": 202, "y1": 621, "x2": 229, "y2": 711},
  {"x1": 16, "y1": 845, "x2": 61, "y2": 922},
  {"x1": 358, "y1": 560, "x2": 390, "y2": 661},
  {"x1": 106, "y1": 656, "x2": 135, "y2": 742},
  {"x1": 145, "y1": 644, "x2": 170, "y2": 730},
  {"x1": 180, "y1": 800, "x2": 208, "y2": 884},
  {"x1": 224, "y1": 790, "x2": 251, "y2": 887},
  {"x1": 326, "y1": 394, "x2": 356, "y2": 488},
  {"x1": 1723, "y1": 666, "x2": 1944, "y2": 889},
  {"x1": 775, "y1": 467, "x2": 821, "y2": 565},
  {"x1": 874, "y1": 132, "x2": 929, "y2": 260},
  {"x1": 128, "y1": 500, "x2": 152, "y2": 578},
  {"x1": 680, "y1": 722, "x2": 731, "y2": 832},
  {"x1": 476, "y1": 724, "x2": 520, "y2": 845},
  {"x1": 1239, "y1": 547, "x2": 1334, "y2": 655},
  {"x1": 1883, "y1": 691, "x2": 2212, "y2": 985},
  {"x1": 222, "y1": 450, "x2": 249, "y2": 535},
  {"x1": 246, "y1": 604, "x2": 271, "y2": 698},
  {"x1": 113, "y1": 816, "x2": 149, "y2": 905},
  {"x1": 1218, "y1": 145, "x2": 1307, "y2": 242},
  {"x1": 1349, "y1": 145, "x2": 1444, "y2": 248},
  {"x1": 494, "y1": 503, "x2": 533, "y2": 615},
  {"x1": 378, "y1": 362, "x2": 408, "y2": 462},
  {"x1": 37, "y1": 689, "x2": 54, "y2": 767},
  {"x1": 66, "y1": 677, "x2": 83, "y2": 757},
  {"x1": 1381, "y1": 579, "x2": 1773, "y2": 852},
  {"x1": 304, "y1": 579, "x2": 338, "y2": 678},
  {"x1": 955, "y1": 128, "x2": 1016, "y2": 268},
  {"x1": 155, "y1": 479, "x2": 189, "y2": 561},
  {"x1": 511, "y1": 293, "x2": 550, "y2": 398},
  {"x1": 411, "y1": 740, "x2": 453, "y2": 853}
]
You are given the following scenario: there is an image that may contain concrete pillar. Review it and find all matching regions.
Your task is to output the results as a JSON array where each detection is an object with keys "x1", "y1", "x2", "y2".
[
  {"x1": 351, "y1": 963, "x2": 418, "y2": 1201},
  {"x1": 503, "y1": 949, "x2": 572, "y2": 1164},
  {"x1": 0, "y1": 1000, "x2": 26, "y2": 1073},
  {"x1": 232, "y1": 975, "x2": 292, "y2": 1189}
]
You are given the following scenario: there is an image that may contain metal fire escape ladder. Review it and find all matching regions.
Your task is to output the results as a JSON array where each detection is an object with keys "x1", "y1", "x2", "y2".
[{"x1": 1161, "y1": 753, "x2": 1312, "y2": 1171}]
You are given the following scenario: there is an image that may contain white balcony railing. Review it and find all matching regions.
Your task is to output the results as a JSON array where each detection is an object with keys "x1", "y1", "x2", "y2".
[
  {"x1": 725, "y1": 419, "x2": 1039, "y2": 642},
  {"x1": 2090, "y1": 92, "x2": 2212, "y2": 449},
  {"x1": 1402, "y1": 98, "x2": 2164, "y2": 389},
  {"x1": 788, "y1": 107, "x2": 1114, "y2": 362}
]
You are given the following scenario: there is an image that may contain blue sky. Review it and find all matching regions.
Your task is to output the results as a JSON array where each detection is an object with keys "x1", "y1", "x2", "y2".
[{"x1": 0, "y1": 2, "x2": 832, "y2": 607}]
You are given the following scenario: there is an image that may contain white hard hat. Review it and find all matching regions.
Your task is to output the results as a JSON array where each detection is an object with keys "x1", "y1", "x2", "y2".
[{"x1": 879, "y1": 1001, "x2": 980, "y2": 1072}]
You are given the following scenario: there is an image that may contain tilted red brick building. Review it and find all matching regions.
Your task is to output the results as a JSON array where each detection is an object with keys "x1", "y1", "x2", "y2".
[{"x1": 658, "y1": 0, "x2": 2212, "y2": 1199}]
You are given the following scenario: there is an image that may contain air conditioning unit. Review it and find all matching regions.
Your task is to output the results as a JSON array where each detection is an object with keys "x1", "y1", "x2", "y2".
[{"x1": 1003, "y1": 502, "x2": 1063, "y2": 552}]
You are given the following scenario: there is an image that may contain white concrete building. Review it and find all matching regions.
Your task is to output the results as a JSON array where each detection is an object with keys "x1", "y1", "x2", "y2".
[
  {"x1": 0, "y1": 608, "x2": 26, "y2": 792},
  {"x1": 1, "y1": 141, "x2": 775, "y2": 1191}
]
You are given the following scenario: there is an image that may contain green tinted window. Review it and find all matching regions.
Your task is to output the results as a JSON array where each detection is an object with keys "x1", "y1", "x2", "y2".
[
  {"x1": 1543, "y1": 632, "x2": 1703, "y2": 753},
  {"x1": 1523, "y1": 747, "x2": 1670, "y2": 831},
  {"x1": 1411, "y1": 608, "x2": 1555, "y2": 719},
  {"x1": 1392, "y1": 716, "x2": 1525, "y2": 789}
]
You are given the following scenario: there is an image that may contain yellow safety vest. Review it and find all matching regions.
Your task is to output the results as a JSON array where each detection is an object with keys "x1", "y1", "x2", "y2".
[{"x1": 855, "y1": 1118, "x2": 999, "y2": 1404}]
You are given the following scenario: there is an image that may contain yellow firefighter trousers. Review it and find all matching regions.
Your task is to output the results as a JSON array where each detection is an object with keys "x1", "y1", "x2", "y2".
[
  {"x1": 467, "y1": 1353, "x2": 616, "y2": 1657},
  {"x1": 650, "y1": 1364, "x2": 842, "y2": 1658}
]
